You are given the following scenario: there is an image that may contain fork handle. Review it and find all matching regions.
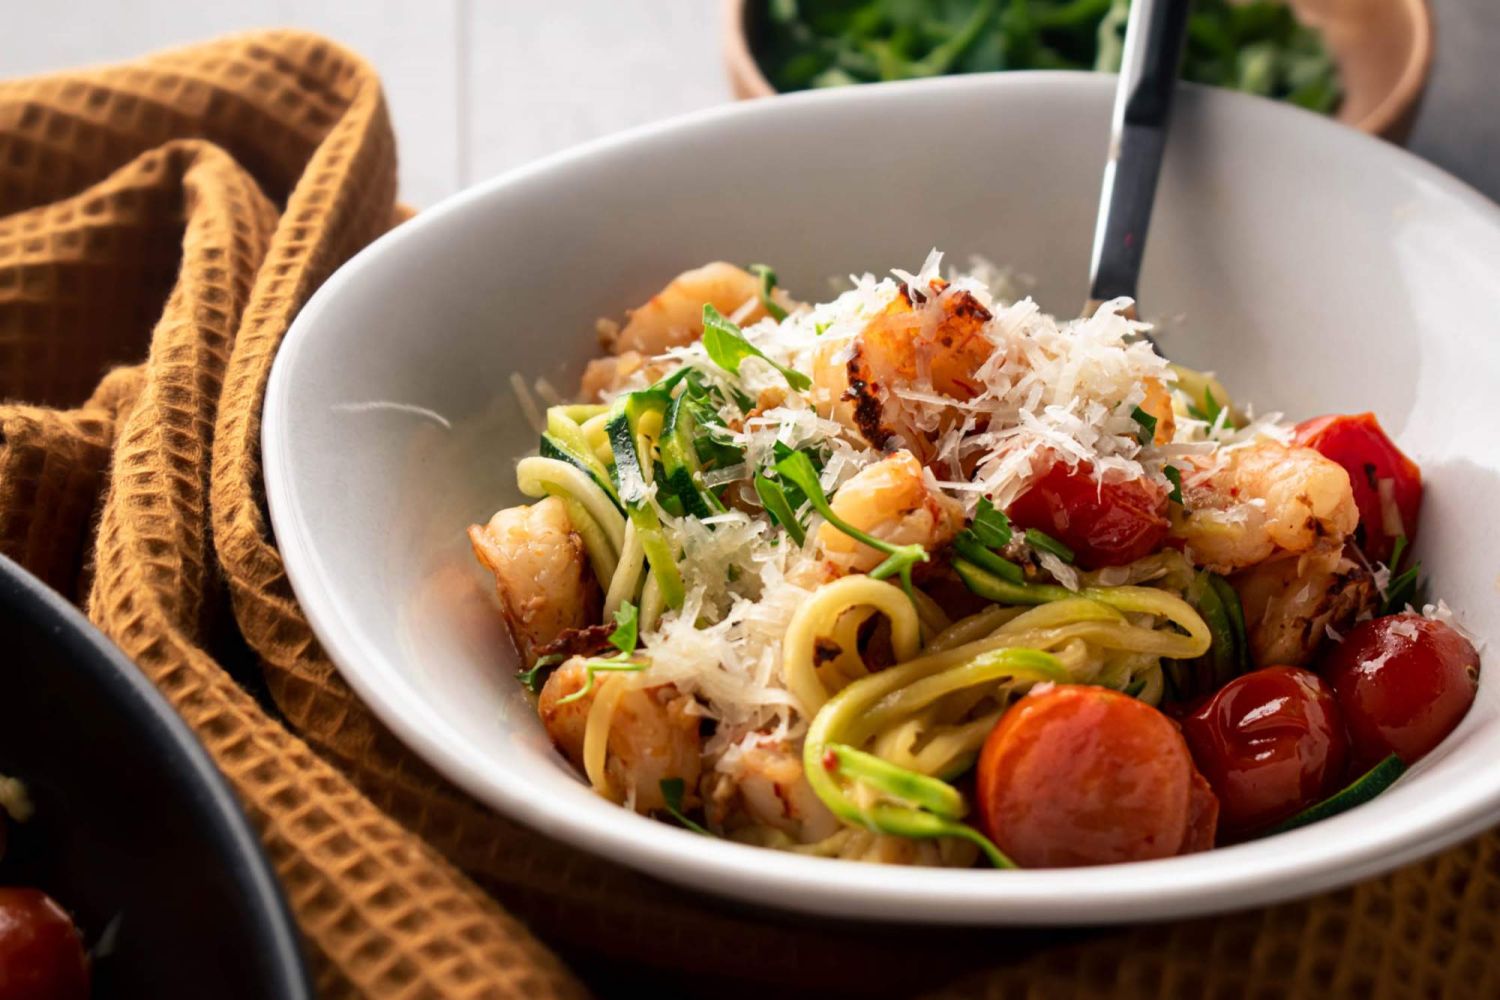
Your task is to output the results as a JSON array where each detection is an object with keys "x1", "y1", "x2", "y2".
[{"x1": 1087, "y1": 0, "x2": 1192, "y2": 314}]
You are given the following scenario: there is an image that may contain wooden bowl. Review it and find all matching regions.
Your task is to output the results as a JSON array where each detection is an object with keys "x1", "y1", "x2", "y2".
[{"x1": 724, "y1": 0, "x2": 1432, "y2": 140}]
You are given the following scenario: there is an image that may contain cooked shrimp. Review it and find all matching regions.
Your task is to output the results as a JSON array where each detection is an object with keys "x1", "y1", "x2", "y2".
[
  {"x1": 1233, "y1": 547, "x2": 1376, "y2": 666},
  {"x1": 1139, "y1": 376, "x2": 1176, "y2": 444},
  {"x1": 608, "y1": 262, "x2": 790, "y2": 356},
  {"x1": 817, "y1": 450, "x2": 963, "y2": 573},
  {"x1": 1171, "y1": 440, "x2": 1358, "y2": 572},
  {"x1": 721, "y1": 741, "x2": 841, "y2": 843},
  {"x1": 538, "y1": 660, "x2": 702, "y2": 814},
  {"x1": 817, "y1": 281, "x2": 994, "y2": 454},
  {"x1": 577, "y1": 349, "x2": 676, "y2": 401},
  {"x1": 468, "y1": 497, "x2": 600, "y2": 667}
]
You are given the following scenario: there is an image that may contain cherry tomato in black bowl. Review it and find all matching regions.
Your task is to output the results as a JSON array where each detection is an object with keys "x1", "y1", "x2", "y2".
[
  {"x1": 0, "y1": 888, "x2": 89, "y2": 1000},
  {"x1": 1180, "y1": 666, "x2": 1349, "y2": 837}
]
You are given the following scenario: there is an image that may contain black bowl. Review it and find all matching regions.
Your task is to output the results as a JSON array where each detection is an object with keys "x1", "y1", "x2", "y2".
[{"x1": 0, "y1": 554, "x2": 311, "y2": 999}]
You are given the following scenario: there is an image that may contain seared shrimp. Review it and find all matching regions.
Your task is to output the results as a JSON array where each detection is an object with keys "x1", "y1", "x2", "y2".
[
  {"x1": 1171, "y1": 440, "x2": 1358, "y2": 572},
  {"x1": 720, "y1": 741, "x2": 841, "y2": 843},
  {"x1": 817, "y1": 281, "x2": 994, "y2": 454},
  {"x1": 608, "y1": 262, "x2": 791, "y2": 356},
  {"x1": 1233, "y1": 547, "x2": 1376, "y2": 666},
  {"x1": 538, "y1": 660, "x2": 702, "y2": 814},
  {"x1": 468, "y1": 497, "x2": 600, "y2": 667},
  {"x1": 817, "y1": 450, "x2": 963, "y2": 573}
]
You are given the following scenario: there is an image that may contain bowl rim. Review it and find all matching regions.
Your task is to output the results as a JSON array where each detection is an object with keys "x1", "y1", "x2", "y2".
[
  {"x1": 0, "y1": 553, "x2": 313, "y2": 995},
  {"x1": 264, "y1": 72, "x2": 1500, "y2": 924},
  {"x1": 720, "y1": 0, "x2": 1434, "y2": 139}
]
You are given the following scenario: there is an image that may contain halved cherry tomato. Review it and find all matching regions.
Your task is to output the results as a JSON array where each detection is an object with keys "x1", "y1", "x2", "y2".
[
  {"x1": 0, "y1": 888, "x2": 89, "y2": 1000},
  {"x1": 1006, "y1": 460, "x2": 1170, "y2": 569},
  {"x1": 1322, "y1": 613, "x2": 1479, "y2": 769},
  {"x1": 975, "y1": 685, "x2": 1218, "y2": 866},
  {"x1": 1180, "y1": 666, "x2": 1349, "y2": 837},
  {"x1": 1293, "y1": 413, "x2": 1421, "y2": 563}
]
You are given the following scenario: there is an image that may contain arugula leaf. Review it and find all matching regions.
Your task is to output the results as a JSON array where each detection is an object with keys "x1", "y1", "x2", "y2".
[
  {"x1": 1165, "y1": 465, "x2": 1184, "y2": 505},
  {"x1": 774, "y1": 449, "x2": 928, "y2": 599},
  {"x1": 659, "y1": 778, "x2": 713, "y2": 836},
  {"x1": 701, "y1": 304, "x2": 811, "y2": 391},
  {"x1": 970, "y1": 497, "x2": 1013, "y2": 549},
  {"x1": 604, "y1": 601, "x2": 638, "y2": 655},
  {"x1": 555, "y1": 601, "x2": 645, "y2": 705},
  {"x1": 1131, "y1": 405, "x2": 1158, "y2": 447},
  {"x1": 754, "y1": 474, "x2": 807, "y2": 545},
  {"x1": 1024, "y1": 527, "x2": 1075, "y2": 565},
  {"x1": 748, "y1": 263, "x2": 789, "y2": 322}
]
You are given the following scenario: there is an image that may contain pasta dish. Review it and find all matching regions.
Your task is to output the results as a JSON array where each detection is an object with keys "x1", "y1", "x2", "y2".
[{"x1": 469, "y1": 253, "x2": 1480, "y2": 868}]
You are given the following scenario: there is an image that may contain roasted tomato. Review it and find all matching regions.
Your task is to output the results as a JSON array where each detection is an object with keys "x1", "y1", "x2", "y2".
[
  {"x1": 0, "y1": 888, "x2": 89, "y2": 1000},
  {"x1": 1180, "y1": 666, "x2": 1349, "y2": 836},
  {"x1": 1293, "y1": 413, "x2": 1421, "y2": 563},
  {"x1": 1322, "y1": 614, "x2": 1479, "y2": 769},
  {"x1": 1006, "y1": 460, "x2": 1170, "y2": 569},
  {"x1": 975, "y1": 685, "x2": 1218, "y2": 866}
]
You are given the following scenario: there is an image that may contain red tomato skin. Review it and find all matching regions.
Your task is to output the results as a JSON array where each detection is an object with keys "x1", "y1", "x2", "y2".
[
  {"x1": 1180, "y1": 666, "x2": 1349, "y2": 836},
  {"x1": 975, "y1": 685, "x2": 1218, "y2": 867},
  {"x1": 1322, "y1": 614, "x2": 1479, "y2": 769},
  {"x1": 0, "y1": 888, "x2": 90, "y2": 1000},
  {"x1": 1006, "y1": 461, "x2": 1170, "y2": 569},
  {"x1": 1293, "y1": 413, "x2": 1421, "y2": 563}
]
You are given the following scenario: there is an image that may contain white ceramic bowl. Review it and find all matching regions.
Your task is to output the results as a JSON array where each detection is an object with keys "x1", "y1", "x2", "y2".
[{"x1": 263, "y1": 73, "x2": 1500, "y2": 924}]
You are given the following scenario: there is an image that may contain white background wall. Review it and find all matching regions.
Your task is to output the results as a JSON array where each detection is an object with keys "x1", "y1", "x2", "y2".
[{"x1": 2, "y1": 1, "x2": 1495, "y2": 207}]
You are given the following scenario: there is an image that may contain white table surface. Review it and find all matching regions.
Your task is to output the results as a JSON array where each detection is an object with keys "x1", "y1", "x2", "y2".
[{"x1": 3, "y1": 1, "x2": 1496, "y2": 205}]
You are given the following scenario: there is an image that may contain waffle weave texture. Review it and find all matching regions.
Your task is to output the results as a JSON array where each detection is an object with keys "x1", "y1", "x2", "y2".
[{"x1": 0, "y1": 29, "x2": 1496, "y2": 1000}]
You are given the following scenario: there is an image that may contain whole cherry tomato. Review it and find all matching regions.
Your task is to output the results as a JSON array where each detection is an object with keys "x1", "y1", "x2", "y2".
[
  {"x1": 1006, "y1": 460, "x2": 1170, "y2": 569},
  {"x1": 1293, "y1": 413, "x2": 1421, "y2": 563},
  {"x1": 975, "y1": 684, "x2": 1218, "y2": 866},
  {"x1": 1322, "y1": 613, "x2": 1479, "y2": 769},
  {"x1": 1179, "y1": 666, "x2": 1349, "y2": 836},
  {"x1": 0, "y1": 888, "x2": 89, "y2": 1000}
]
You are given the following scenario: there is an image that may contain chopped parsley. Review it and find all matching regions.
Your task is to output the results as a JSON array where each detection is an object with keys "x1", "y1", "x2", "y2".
[
  {"x1": 1164, "y1": 465, "x2": 1184, "y2": 504},
  {"x1": 970, "y1": 497, "x2": 1013, "y2": 550},
  {"x1": 701, "y1": 304, "x2": 810, "y2": 391},
  {"x1": 1131, "y1": 405, "x2": 1158, "y2": 447}
]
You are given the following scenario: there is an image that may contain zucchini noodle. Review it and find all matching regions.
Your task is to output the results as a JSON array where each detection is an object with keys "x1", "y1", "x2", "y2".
[
  {"x1": 782, "y1": 576, "x2": 923, "y2": 716},
  {"x1": 604, "y1": 520, "x2": 645, "y2": 618},
  {"x1": 515, "y1": 456, "x2": 625, "y2": 551},
  {"x1": 582, "y1": 672, "x2": 631, "y2": 800}
]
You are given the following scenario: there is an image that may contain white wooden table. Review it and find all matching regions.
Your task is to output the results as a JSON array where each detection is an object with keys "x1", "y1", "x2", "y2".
[{"x1": 3, "y1": 1, "x2": 1496, "y2": 206}]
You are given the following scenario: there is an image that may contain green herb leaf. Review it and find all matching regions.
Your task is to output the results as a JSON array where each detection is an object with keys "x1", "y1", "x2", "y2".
[
  {"x1": 774, "y1": 448, "x2": 929, "y2": 599},
  {"x1": 1024, "y1": 527, "x2": 1075, "y2": 565},
  {"x1": 748, "y1": 263, "x2": 789, "y2": 322},
  {"x1": 754, "y1": 474, "x2": 806, "y2": 545},
  {"x1": 554, "y1": 602, "x2": 646, "y2": 705},
  {"x1": 971, "y1": 497, "x2": 1013, "y2": 549},
  {"x1": 659, "y1": 778, "x2": 713, "y2": 836},
  {"x1": 1165, "y1": 465, "x2": 1184, "y2": 505},
  {"x1": 517, "y1": 653, "x2": 564, "y2": 695},
  {"x1": 604, "y1": 601, "x2": 639, "y2": 655},
  {"x1": 701, "y1": 304, "x2": 811, "y2": 391},
  {"x1": 952, "y1": 532, "x2": 1024, "y2": 584},
  {"x1": 1131, "y1": 405, "x2": 1158, "y2": 447},
  {"x1": 1201, "y1": 387, "x2": 1225, "y2": 426}
]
